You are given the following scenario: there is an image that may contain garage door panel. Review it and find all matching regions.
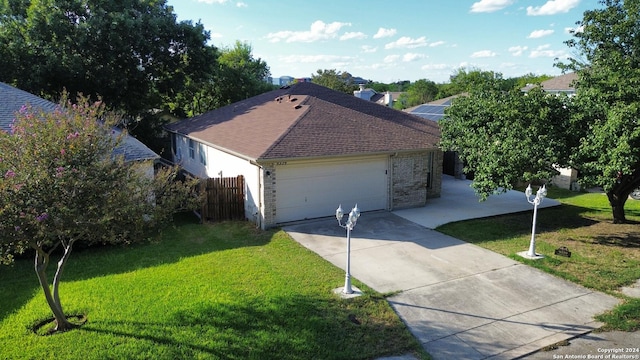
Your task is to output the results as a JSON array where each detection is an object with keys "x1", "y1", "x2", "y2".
[{"x1": 275, "y1": 158, "x2": 388, "y2": 223}]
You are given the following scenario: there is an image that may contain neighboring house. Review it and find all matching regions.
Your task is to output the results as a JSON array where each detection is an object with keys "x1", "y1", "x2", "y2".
[
  {"x1": 277, "y1": 76, "x2": 295, "y2": 86},
  {"x1": 0, "y1": 82, "x2": 160, "y2": 175},
  {"x1": 406, "y1": 95, "x2": 466, "y2": 179},
  {"x1": 165, "y1": 82, "x2": 442, "y2": 229},
  {"x1": 353, "y1": 84, "x2": 400, "y2": 107},
  {"x1": 521, "y1": 72, "x2": 577, "y2": 97}
]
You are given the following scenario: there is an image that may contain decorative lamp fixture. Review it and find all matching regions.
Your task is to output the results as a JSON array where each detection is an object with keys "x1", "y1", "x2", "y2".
[{"x1": 336, "y1": 204, "x2": 360, "y2": 294}]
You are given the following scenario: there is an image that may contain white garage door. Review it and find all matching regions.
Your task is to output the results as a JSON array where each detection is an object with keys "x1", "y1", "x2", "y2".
[{"x1": 275, "y1": 157, "x2": 388, "y2": 223}]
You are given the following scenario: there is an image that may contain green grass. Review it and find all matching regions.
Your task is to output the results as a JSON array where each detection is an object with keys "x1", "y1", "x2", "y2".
[
  {"x1": 437, "y1": 188, "x2": 640, "y2": 331},
  {"x1": 0, "y1": 214, "x2": 427, "y2": 360}
]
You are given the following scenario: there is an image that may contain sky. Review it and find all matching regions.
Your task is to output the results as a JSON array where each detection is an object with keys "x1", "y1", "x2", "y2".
[{"x1": 166, "y1": 0, "x2": 600, "y2": 84}]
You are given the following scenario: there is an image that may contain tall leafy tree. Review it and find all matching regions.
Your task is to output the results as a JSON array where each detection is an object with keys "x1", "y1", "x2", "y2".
[
  {"x1": 395, "y1": 79, "x2": 438, "y2": 109},
  {"x1": 438, "y1": 67, "x2": 510, "y2": 98},
  {"x1": 0, "y1": 0, "x2": 214, "y2": 116},
  {"x1": 0, "y1": 0, "x2": 219, "y2": 155},
  {"x1": 311, "y1": 69, "x2": 358, "y2": 93},
  {"x1": 559, "y1": 0, "x2": 640, "y2": 223},
  {"x1": 0, "y1": 96, "x2": 201, "y2": 332},
  {"x1": 165, "y1": 41, "x2": 274, "y2": 119}
]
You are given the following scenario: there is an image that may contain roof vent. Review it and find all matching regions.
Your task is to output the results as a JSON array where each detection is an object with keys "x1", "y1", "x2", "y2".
[{"x1": 293, "y1": 104, "x2": 302, "y2": 109}]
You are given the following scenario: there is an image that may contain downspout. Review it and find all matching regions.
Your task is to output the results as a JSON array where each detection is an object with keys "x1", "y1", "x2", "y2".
[{"x1": 257, "y1": 165, "x2": 263, "y2": 229}]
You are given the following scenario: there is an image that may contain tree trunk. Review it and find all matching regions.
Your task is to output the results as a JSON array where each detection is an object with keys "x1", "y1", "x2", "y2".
[
  {"x1": 607, "y1": 169, "x2": 640, "y2": 224},
  {"x1": 34, "y1": 247, "x2": 73, "y2": 332},
  {"x1": 608, "y1": 190, "x2": 627, "y2": 224},
  {"x1": 52, "y1": 240, "x2": 75, "y2": 315}
]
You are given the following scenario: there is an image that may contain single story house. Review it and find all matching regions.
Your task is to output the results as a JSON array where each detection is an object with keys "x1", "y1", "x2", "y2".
[
  {"x1": 521, "y1": 72, "x2": 577, "y2": 97},
  {"x1": 165, "y1": 82, "x2": 442, "y2": 229},
  {"x1": 0, "y1": 82, "x2": 160, "y2": 175}
]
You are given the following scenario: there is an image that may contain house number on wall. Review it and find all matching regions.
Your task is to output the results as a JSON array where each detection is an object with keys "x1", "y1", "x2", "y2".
[{"x1": 275, "y1": 161, "x2": 288, "y2": 165}]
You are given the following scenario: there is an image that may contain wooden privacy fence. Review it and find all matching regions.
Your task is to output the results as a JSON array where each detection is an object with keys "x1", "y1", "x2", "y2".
[{"x1": 199, "y1": 175, "x2": 245, "y2": 222}]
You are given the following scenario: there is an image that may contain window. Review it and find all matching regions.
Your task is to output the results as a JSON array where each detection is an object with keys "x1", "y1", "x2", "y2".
[
  {"x1": 199, "y1": 143, "x2": 207, "y2": 165},
  {"x1": 188, "y1": 139, "x2": 195, "y2": 159}
]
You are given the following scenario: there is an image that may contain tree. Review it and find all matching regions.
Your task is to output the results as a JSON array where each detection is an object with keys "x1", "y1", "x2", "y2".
[
  {"x1": 394, "y1": 79, "x2": 439, "y2": 109},
  {"x1": 513, "y1": 73, "x2": 554, "y2": 90},
  {"x1": 0, "y1": 0, "x2": 213, "y2": 115},
  {"x1": 438, "y1": 67, "x2": 510, "y2": 98},
  {"x1": 558, "y1": 0, "x2": 640, "y2": 223},
  {"x1": 0, "y1": 96, "x2": 201, "y2": 332},
  {"x1": 439, "y1": 86, "x2": 574, "y2": 200},
  {"x1": 311, "y1": 69, "x2": 358, "y2": 93},
  {"x1": 0, "y1": 0, "x2": 218, "y2": 153}
]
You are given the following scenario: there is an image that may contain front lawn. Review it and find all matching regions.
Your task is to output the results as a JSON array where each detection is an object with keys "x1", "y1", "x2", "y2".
[
  {"x1": 437, "y1": 187, "x2": 640, "y2": 331},
  {"x1": 0, "y1": 214, "x2": 426, "y2": 359}
]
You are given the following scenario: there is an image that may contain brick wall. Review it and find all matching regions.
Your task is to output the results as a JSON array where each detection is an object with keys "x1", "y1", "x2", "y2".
[
  {"x1": 431, "y1": 150, "x2": 443, "y2": 199},
  {"x1": 391, "y1": 150, "x2": 442, "y2": 209},
  {"x1": 261, "y1": 163, "x2": 277, "y2": 229}
]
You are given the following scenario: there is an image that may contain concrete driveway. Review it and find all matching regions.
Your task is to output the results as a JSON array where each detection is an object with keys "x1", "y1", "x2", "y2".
[{"x1": 283, "y1": 177, "x2": 621, "y2": 359}]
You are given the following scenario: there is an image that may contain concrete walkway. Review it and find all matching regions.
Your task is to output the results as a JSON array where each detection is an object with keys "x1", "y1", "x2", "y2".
[{"x1": 283, "y1": 176, "x2": 624, "y2": 359}]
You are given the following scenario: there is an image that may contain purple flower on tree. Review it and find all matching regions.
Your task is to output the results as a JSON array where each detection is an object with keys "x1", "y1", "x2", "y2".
[
  {"x1": 4, "y1": 169, "x2": 15, "y2": 178},
  {"x1": 36, "y1": 213, "x2": 49, "y2": 222}
]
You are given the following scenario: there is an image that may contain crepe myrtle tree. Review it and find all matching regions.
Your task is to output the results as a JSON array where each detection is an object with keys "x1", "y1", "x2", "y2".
[{"x1": 0, "y1": 96, "x2": 201, "y2": 332}]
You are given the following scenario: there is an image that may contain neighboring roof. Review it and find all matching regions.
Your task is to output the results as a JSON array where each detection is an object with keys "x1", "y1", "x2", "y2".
[
  {"x1": 0, "y1": 82, "x2": 159, "y2": 162},
  {"x1": 166, "y1": 82, "x2": 441, "y2": 161},
  {"x1": 405, "y1": 95, "x2": 460, "y2": 122},
  {"x1": 521, "y1": 72, "x2": 577, "y2": 93},
  {"x1": 540, "y1": 72, "x2": 577, "y2": 91}
]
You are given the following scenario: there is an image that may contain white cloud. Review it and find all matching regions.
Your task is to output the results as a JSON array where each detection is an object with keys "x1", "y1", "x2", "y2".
[
  {"x1": 279, "y1": 54, "x2": 354, "y2": 63},
  {"x1": 266, "y1": 20, "x2": 351, "y2": 43},
  {"x1": 421, "y1": 63, "x2": 450, "y2": 70},
  {"x1": 527, "y1": 0, "x2": 580, "y2": 16},
  {"x1": 429, "y1": 41, "x2": 445, "y2": 47},
  {"x1": 197, "y1": 0, "x2": 228, "y2": 3},
  {"x1": 340, "y1": 32, "x2": 367, "y2": 41},
  {"x1": 210, "y1": 32, "x2": 223, "y2": 39},
  {"x1": 361, "y1": 45, "x2": 378, "y2": 53},
  {"x1": 403, "y1": 53, "x2": 426, "y2": 62},
  {"x1": 373, "y1": 27, "x2": 397, "y2": 39},
  {"x1": 236, "y1": 2, "x2": 247, "y2": 7},
  {"x1": 529, "y1": 44, "x2": 565, "y2": 58},
  {"x1": 385, "y1": 36, "x2": 428, "y2": 49},
  {"x1": 471, "y1": 50, "x2": 497, "y2": 58},
  {"x1": 528, "y1": 29, "x2": 555, "y2": 38},
  {"x1": 565, "y1": 25, "x2": 584, "y2": 34},
  {"x1": 470, "y1": 0, "x2": 514, "y2": 13},
  {"x1": 384, "y1": 54, "x2": 400, "y2": 63},
  {"x1": 508, "y1": 45, "x2": 528, "y2": 56}
]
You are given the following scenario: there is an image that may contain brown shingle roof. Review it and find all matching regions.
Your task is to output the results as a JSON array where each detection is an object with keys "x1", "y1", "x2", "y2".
[
  {"x1": 540, "y1": 72, "x2": 577, "y2": 91},
  {"x1": 165, "y1": 82, "x2": 440, "y2": 161},
  {"x1": 1, "y1": 82, "x2": 159, "y2": 162}
]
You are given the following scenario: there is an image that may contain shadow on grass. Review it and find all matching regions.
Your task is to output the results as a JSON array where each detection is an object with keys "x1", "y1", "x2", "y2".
[
  {"x1": 438, "y1": 204, "x2": 599, "y2": 244},
  {"x1": 78, "y1": 294, "x2": 414, "y2": 360},
  {"x1": 0, "y1": 214, "x2": 273, "y2": 323},
  {"x1": 590, "y1": 224, "x2": 640, "y2": 248}
]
